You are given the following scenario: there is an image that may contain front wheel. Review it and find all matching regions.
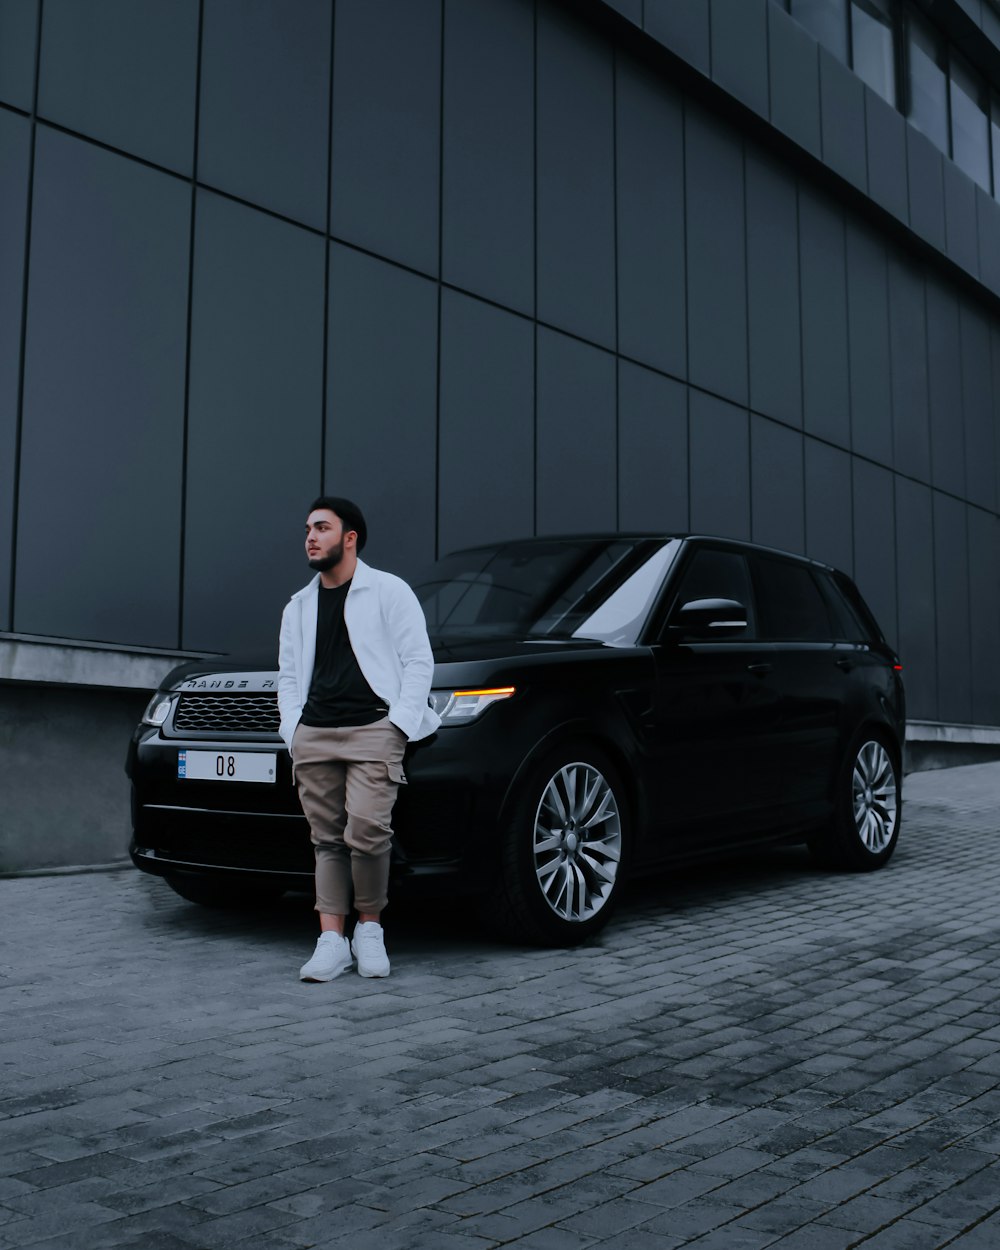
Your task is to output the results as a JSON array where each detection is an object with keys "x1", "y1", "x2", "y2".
[
  {"x1": 486, "y1": 744, "x2": 630, "y2": 946},
  {"x1": 811, "y1": 731, "x2": 901, "y2": 871}
]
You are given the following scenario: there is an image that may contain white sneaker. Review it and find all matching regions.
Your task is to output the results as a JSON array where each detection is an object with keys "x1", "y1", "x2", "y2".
[
  {"x1": 351, "y1": 922, "x2": 390, "y2": 978},
  {"x1": 299, "y1": 932, "x2": 353, "y2": 981}
]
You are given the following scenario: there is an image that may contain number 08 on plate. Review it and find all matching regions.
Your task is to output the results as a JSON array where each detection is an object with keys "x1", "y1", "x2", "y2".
[{"x1": 178, "y1": 750, "x2": 277, "y2": 783}]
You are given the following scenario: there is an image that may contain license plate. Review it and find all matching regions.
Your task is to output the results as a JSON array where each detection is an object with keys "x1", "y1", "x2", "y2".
[{"x1": 178, "y1": 751, "x2": 277, "y2": 784}]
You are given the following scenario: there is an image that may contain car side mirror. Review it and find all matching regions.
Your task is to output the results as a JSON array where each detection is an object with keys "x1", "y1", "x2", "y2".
[{"x1": 669, "y1": 598, "x2": 748, "y2": 638}]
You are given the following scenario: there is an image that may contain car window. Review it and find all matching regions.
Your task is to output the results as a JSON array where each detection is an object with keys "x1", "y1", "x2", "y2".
[
  {"x1": 812, "y1": 571, "x2": 863, "y2": 641},
  {"x1": 572, "y1": 540, "x2": 681, "y2": 644},
  {"x1": 414, "y1": 538, "x2": 675, "y2": 643},
  {"x1": 752, "y1": 556, "x2": 834, "y2": 641},
  {"x1": 826, "y1": 570, "x2": 884, "y2": 643},
  {"x1": 666, "y1": 548, "x2": 756, "y2": 638}
]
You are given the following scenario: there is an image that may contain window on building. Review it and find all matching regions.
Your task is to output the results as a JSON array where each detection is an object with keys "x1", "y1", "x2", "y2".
[
  {"x1": 789, "y1": 0, "x2": 849, "y2": 62},
  {"x1": 951, "y1": 52, "x2": 991, "y2": 191},
  {"x1": 991, "y1": 92, "x2": 1000, "y2": 202},
  {"x1": 906, "y1": 11, "x2": 949, "y2": 153},
  {"x1": 851, "y1": 0, "x2": 897, "y2": 106}
]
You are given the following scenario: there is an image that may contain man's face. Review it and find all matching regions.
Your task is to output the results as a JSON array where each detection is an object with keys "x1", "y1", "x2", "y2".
[{"x1": 305, "y1": 510, "x2": 352, "y2": 572}]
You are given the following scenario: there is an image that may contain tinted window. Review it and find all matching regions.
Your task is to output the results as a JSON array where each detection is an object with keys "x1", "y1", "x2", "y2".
[
  {"x1": 753, "y1": 556, "x2": 833, "y2": 641},
  {"x1": 789, "y1": 0, "x2": 848, "y2": 60},
  {"x1": 831, "y1": 569, "x2": 885, "y2": 643},
  {"x1": 816, "y1": 570, "x2": 867, "y2": 640},
  {"x1": 851, "y1": 0, "x2": 895, "y2": 106},
  {"x1": 572, "y1": 541, "x2": 681, "y2": 644},
  {"x1": 414, "y1": 538, "x2": 679, "y2": 644},
  {"x1": 992, "y1": 90, "x2": 1000, "y2": 204},
  {"x1": 668, "y1": 548, "x2": 755, "y2": 637},
  {"x1": 908, "y1": 11, "x2": 948, "y2": 153},
  {"x1": 951, "y1": 52, "x2": 990, "y2": 191}
]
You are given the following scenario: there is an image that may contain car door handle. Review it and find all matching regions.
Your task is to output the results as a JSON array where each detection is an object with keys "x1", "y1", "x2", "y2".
[
  {"x1": 834, "y1": 658, "x2": 854, "y2": 672},
  {"x1": 747, "y1": 663, "x2": 773, "y2": 677}
]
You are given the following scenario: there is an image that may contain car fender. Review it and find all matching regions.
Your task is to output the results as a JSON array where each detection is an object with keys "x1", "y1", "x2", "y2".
[{"x1": 495, "y1": 711, "x2": 649, "y2": 858}]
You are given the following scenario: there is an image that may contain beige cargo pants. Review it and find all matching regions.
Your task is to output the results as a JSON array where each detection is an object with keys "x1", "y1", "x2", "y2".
[{"x1": 291, "y1": 717, "x2": 407, "y2": 916}]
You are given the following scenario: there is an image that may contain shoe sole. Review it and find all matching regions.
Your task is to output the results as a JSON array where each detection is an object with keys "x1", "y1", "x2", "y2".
[
  {"x1": 300, "y1": 962, "x2": 353, "y2": 982},
  {"x1": 356, "y1": 966, "x2": 390, "y2": 978}
]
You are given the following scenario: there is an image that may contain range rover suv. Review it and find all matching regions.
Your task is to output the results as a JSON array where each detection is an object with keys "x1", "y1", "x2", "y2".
[{"x1": 127, "y1": 534, "x2": 905, "y2": 945}]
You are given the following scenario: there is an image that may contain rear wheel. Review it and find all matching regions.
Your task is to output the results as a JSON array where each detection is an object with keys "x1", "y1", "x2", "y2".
[
  {"x1": 486, "y1": 743, "x2": 630, "y2": 946},
  {"x1": 811, "y1": 730, "x2": 901, "y2": 870},
  {"x1": 164, "y1": 873, "x2": 284, "y2": 909}
]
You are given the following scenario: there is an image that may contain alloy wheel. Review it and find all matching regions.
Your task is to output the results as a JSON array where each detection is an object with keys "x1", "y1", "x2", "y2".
[
  {"x1": 532, "y1": 762, "x2": 622, "y2": 923},
  {"x1": 852, "y1": 740, "x2": 898, "y2": 854}
]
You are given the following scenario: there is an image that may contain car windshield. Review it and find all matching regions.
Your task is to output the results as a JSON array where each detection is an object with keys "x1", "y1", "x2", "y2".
[{"x1": 414, "y1": 538, "x2": 681, "y2": 645}]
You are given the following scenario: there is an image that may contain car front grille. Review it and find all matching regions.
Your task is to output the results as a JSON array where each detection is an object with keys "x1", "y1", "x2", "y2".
[{"x1": 173, "y1": 693, "x2": 281, "y2": 735}]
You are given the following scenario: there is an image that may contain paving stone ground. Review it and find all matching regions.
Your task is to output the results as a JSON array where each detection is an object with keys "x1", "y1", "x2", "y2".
[{"x1": 3, "y1": 762, "x2": 1000, "y2": 1249}]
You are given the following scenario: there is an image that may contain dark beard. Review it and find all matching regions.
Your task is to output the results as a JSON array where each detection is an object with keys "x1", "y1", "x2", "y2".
[{"x1": 307, "y1": 537, "x2": 344, "y2": 572}]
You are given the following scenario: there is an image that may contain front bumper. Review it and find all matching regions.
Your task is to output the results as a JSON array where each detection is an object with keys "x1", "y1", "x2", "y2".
[{"x1": 128, "y1": 717, "x2": 519, "y2": 897}]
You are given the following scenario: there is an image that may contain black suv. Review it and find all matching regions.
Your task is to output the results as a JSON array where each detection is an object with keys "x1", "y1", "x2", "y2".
[{"x1": 127, "y1": 535, "x2": 905, "y2": 946}]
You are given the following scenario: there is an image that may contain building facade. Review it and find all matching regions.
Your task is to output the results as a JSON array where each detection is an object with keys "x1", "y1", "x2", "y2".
[{"x1": 2, "y1": 0, "x2": 1000, "y2": 869}]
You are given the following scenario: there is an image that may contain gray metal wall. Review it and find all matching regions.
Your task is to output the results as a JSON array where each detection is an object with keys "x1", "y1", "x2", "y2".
[{"x1": 2, "y1": 0, "x2": 1000, "y2": 730}]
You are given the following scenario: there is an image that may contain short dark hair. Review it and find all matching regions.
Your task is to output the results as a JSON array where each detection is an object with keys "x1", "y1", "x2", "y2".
[{"x1": 308, "y1": 496, "x2": 367, "y2": 552}]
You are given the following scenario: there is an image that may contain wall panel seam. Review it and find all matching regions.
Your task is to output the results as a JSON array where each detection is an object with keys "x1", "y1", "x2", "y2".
[{"x1": 8, "y1": 0, "x2": 45, "y2": 633}]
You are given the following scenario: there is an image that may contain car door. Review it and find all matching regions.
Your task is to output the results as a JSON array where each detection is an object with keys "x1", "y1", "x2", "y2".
[
  {"x1": 747, "y1": 553, "x2": 844, "y2": 826},
  {"x1": 645, "y1": 544, "x2": 785, "y2": 856}
]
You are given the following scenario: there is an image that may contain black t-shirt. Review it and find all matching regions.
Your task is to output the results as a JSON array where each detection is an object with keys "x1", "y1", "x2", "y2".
[{"x1": 299, "y1": 581, "x2": 388, "y2": 728}]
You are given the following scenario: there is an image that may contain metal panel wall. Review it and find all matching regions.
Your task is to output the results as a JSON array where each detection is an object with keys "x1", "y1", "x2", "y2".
[
  {"x1": 182, "y1": 192, "x2": 325, "y2": 653},
  {"x1": 961, "y1": 306, "x2": 996, "y2": 511},
  {"x1": 15, "y1": 129, "x2": 189, "y2": 646},
  {"x1": 330, "y1": 0, "x2": 441, "y2": 275},
  {"x1": 800, "y1": 190, "x2": 850, "y2": 448},
  {"x1": 926, "y1": 281, "x2": 966, "y2": 498},
  {"x1": 768, "y1": 3, "x2": 821, "y2": 156},
  {"x1": 441, "y1": 0, "x2": 534, "y2": 316},
  {"x1": 690, "y1": 391, "x2": 751, "y2": 540},
  {"x1": 198, "y1": 0, "x2": 331, "y2": 229},
  {"x1": 617, "y1": 362, "x2": 688, "y2": 533},
  {"x1": 969, "y1": 507, "x2": 1000, "y2": 725},
  {"x1": 751, "y1": 417, "x2": 805, "y2": 553},
  {"x1": 846, "y1": 224, "x2": 893, "y2": 467},
  {"x1": 0, "y1": 0, "x2": 998, "y2": 730},
  {"x1": 889, "y1": 258, "x2": 932, "y2": 483},
  {"x1": 934, "y1": 491, "x2": 973, "y2": 723},
  {"x1": 326, "y1": 244, "x2": 438, "y2": 578},
  {"x1": 710, "y1": 0, "x2": 768, "y2": 115},
  {"x1": 536, "y1": 7, "x2": 616, "y2": 349},
  {"x1": 38, "y1": 0, "x2": 198, "y2": 174},
  {"x1": 804, "y1": 438, "x2": 853, "y2": 575},
  {"x1": 685, "y1": 108, "x2": 747, "y2": 406},
  {"x1": 615, "y1": 58, "x2": 686, "y2": 378},
  {"x1": 852, "y1": 459, "x2": 897, "y2": 647},
  {"x1": 895, "y1": 478, "x2": 938, "y2": 720},
  {"x1": 438, "y1": 290, "x2": 535, "y2": 553},
  {"x1": 746, "y1": 153, "x2": 801, "y2": 427},
  {"x1": 0, "y1": 110, "x2": 29, "y2": 631},
  {"x1": 535, "y1": 328, "x2": 616, "y2": 534},
  {"x1": 0, "y1": 0, "x2": 38, "y2": 111}
]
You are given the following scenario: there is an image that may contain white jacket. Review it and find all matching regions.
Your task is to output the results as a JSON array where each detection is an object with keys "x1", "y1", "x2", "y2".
[{"x1": 277, "y1": 559, "x2": 441, "y2": 750}]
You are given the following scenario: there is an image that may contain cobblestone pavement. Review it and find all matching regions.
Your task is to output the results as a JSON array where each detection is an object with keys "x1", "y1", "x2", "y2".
[{"x1": 3, "y1": 763, "x2": 1000, "y2": 1250}]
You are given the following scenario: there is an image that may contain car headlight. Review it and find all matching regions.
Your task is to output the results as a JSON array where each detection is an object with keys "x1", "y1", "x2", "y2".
[
  {"x1": 142, "y1": 692, "x2": 177, "y2": 727},
  {"x1": 429, "y1": 687, "x2": 515, "y2": 724}
]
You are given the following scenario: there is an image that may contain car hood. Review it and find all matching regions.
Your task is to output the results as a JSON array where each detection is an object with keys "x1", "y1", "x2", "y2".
[
  {"x1": 428, "y1": 635, "x2": 614, "y2": 662},
  {"x1": 157, "y1": 637, "x2": 616, "y2": 690}
]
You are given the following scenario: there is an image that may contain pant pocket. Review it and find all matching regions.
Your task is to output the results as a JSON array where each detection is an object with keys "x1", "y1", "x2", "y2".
[{"x1": 386, "y1": 761, "x2": 407, "y2": 785}]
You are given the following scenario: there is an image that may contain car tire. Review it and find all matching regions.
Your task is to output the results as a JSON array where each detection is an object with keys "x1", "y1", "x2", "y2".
[
  {"x1": 164, "y1": 873, "x2": 284, "y2": 909},
  {"x1": 486, "y1": 742, "x2": 630, "y2": 946},
  {"x1": 810, "y1": 729, "x2": 901, "y2": 871}
]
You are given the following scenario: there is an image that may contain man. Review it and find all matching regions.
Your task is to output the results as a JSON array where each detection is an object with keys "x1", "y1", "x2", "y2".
[{"x1": 277, "y1": 497, "x2": 439, "y2": 981}]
